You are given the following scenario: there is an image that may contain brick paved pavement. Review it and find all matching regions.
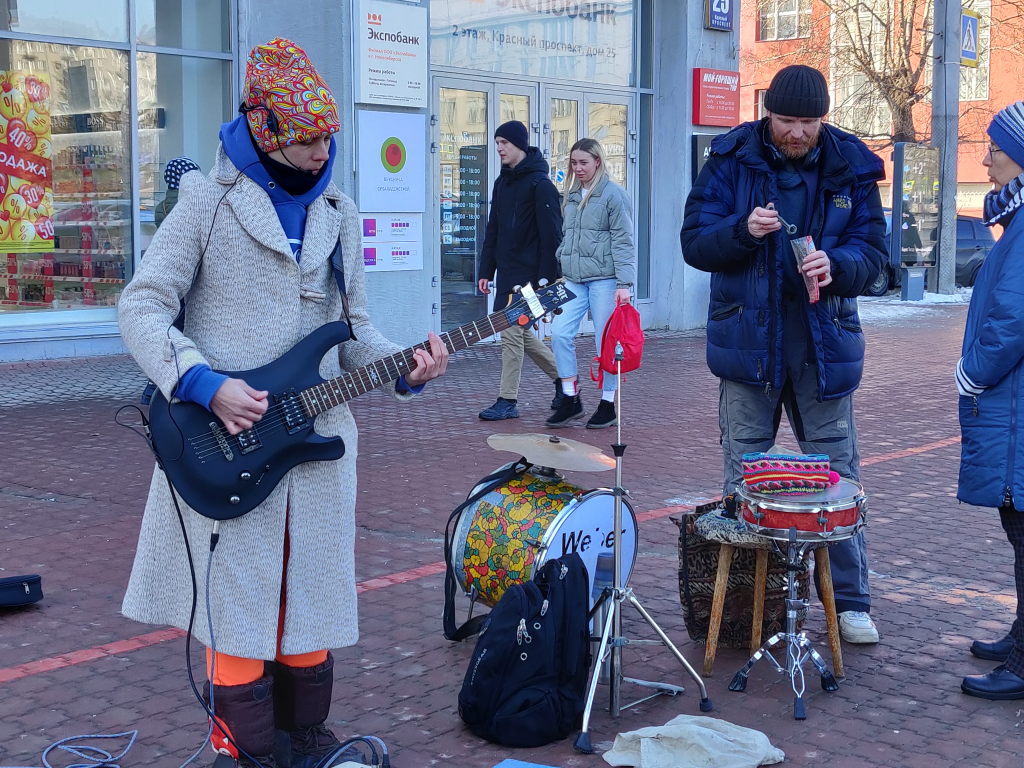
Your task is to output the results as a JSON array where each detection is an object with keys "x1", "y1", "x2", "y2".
[{"x1": 1, "y1": 296, "x2": 1022, "y2": 768}]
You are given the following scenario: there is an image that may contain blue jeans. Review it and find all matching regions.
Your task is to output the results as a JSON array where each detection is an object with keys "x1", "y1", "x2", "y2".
[{"x1": 550, "y1": 278, "x2": 619, "y2": 392}]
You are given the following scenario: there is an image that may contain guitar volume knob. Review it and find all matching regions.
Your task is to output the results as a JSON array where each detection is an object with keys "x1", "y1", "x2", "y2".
[
  {"x1": 229, "y1": 495, "x2": 241, "y2": 505},
  {"x1": 240, "y1": 472, "x2": 252, "y2": 481}
]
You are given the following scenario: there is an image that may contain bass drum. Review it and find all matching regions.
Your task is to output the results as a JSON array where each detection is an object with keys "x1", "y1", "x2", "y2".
[{"x1": 450, "y1": 465, "x2": 638, "y2": 608}]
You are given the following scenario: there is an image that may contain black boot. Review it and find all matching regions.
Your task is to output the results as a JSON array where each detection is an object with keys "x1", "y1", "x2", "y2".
[
  {"x1": 272, "y1": 653, "x2": 365, "y2": 768},
  {"x1": 205, "y1": 675, "x2": 279, "y2": 768},
  {"x1": 546, "y1": 394, "x2": 584, "y2": 427},
  {"x1": 551, "y1": 380, "x2": 566, "y2": 410},
  {"x1": 970, "y1": 634, "x2": 1014, "y2": 662}
]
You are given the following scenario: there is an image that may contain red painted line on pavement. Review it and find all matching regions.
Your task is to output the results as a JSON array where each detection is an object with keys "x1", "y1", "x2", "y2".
[
  {"x1": 861, "y1": 436, "x2": 960, "y2": 465},
  {"x1": 0, "y1": 628, "x2": 184, "y2": 684},
  {"x1": 0, "y1": 436, "x2": 964, "y2": 684}
]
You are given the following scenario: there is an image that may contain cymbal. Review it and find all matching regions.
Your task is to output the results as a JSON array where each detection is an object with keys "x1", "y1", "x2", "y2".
[{"x1": 487, "y1": 432, "x2": 615, "y2": 472}]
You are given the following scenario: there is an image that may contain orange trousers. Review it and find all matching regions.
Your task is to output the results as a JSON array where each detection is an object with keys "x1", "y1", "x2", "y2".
[{"x1": 206, "y1": 515, "x2": 328, "y2": 686}]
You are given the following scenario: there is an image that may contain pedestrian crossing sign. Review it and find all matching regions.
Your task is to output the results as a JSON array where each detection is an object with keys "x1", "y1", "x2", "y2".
[{"x1": 961, "y1": 9, "x2": 980, "y2": 68}]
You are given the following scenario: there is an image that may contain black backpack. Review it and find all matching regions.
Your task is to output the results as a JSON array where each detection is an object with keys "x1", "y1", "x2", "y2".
[{"x1": 457, "y1": 553, "x2": 592, "y2": 748}]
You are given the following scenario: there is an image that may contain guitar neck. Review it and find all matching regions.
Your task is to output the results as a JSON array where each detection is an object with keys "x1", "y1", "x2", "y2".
[{"x1": 300, "y1": 308, "x2": 515, "y2": 417}]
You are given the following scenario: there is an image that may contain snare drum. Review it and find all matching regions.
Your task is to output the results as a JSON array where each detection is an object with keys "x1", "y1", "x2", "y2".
[
  {"x1": 737, "y1": 478, "x2": 866, "y2": 542},
  {"x1": 450, "y1": 466, "x2": 638, "y2": 607}
]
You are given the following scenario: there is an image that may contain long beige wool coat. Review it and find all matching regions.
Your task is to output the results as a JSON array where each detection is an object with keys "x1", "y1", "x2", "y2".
[{"x1": 118, "y1": 147, "x2": 412, "y2": 658}]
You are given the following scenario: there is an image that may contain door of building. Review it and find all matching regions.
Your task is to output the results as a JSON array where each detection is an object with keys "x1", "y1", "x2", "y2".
[
  {"x1": 542, "y1": 88, "x2": 634, "y2": 331},
  {"x1": 434, "y1": 78, "x2": 538, "y2": 332}
]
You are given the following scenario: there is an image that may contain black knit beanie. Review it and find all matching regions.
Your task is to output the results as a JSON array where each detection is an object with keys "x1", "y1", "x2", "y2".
[
  {"x1": 494, "y1": 120, "x2": 530, "y2": 152},
  {"x1": 763, "y1": 65, "x2": 830, "y2": 118}
]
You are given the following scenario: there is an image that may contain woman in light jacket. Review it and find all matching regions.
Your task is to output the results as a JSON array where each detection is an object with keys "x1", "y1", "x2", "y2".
[
  {"x1": 958, "y1": 101, "x2": 1024, "y2": 701},
  {"x1": 546, "y1": 138, "x2": 636, "y2": 429}
]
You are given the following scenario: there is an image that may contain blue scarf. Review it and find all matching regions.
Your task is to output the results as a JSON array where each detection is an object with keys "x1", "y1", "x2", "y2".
[
  {"x1": 218, "y1": 115, "x2": 336, "y2": 260},
  {"x1": 983, "y1": 170, "x2": 1024, "y2": 227}
]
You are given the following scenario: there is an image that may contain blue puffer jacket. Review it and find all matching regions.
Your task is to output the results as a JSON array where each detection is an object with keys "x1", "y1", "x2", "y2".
[
  {"x1": 680, "y1": 120, "x2": 886, "y2": 399},
  {"x1": 957, "y1": 211, "x2": 1024, "y2": 510}
]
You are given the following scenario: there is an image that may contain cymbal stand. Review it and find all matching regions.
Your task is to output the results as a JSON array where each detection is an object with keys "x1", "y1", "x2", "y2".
[
  {"x1": 574, "y1": 344, "x2": 712, "y2": 755},
  {"x1": 727, "y1": 527, "x2": 839, "y2": 720}
]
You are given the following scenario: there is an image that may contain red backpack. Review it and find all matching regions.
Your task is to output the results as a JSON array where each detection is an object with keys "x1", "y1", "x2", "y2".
[{"x1": 590, "y1": 303, "x2": 644, "y2": 388}]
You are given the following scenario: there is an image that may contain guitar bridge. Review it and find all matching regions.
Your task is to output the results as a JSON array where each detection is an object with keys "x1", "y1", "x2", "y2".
[
  {"x1": 210, "y1": 422, "x2": 235, "y2": 461},
  {"x1": 276, "y1": 389, "x2": 309, "y2": 434}
]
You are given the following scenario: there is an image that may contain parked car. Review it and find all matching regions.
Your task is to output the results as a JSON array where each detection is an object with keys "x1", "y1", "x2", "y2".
[{"x1": 864, "y1": 209, "x2": 994, "y2": 295}]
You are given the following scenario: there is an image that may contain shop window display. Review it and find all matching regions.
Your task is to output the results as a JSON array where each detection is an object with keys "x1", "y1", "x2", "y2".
[
  {"x1": 0, "y1": 41, "x2": 130, "y2": 312},
  {"x1": 137, "y1": 53, "x2": 231, "y2": 256},
  {"x1": 0, "y1": 0, "x2": 129, "y2": 43}
]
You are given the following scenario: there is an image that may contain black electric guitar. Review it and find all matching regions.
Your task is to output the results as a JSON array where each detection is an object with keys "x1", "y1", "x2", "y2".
[{"x1": 146, "y1": 280, "x2": 575, "y2": 520}]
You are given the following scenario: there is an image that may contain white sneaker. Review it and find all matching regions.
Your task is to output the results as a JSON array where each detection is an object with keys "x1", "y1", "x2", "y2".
[{"x1": 838, "y1": 611, "x2": 879, "y2": 644}]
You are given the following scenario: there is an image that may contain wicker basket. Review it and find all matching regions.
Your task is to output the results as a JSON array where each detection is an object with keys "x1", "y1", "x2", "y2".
[{"x1": 675, "y1": 505, "x2": 809, "y2": 648}]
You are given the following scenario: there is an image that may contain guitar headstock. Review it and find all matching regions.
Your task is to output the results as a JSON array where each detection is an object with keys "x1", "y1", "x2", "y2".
[{"x1": 503, "y1": 279, "x2": 576, "y2": 326}]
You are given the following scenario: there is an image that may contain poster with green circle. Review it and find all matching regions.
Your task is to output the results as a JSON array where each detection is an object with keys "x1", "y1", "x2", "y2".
[{"x1": 381, "y1": 137, "x2": 406, "y2": 173}]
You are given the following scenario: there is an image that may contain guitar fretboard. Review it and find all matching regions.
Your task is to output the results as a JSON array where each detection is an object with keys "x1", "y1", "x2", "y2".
[{"x1": 299, "y1": 306, "x2": 515, "y2": 417}]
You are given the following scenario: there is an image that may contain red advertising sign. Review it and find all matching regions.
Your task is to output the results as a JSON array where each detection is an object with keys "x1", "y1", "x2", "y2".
[{"x1": 692, "y1": 68, "x2": 740, "y2": 127}]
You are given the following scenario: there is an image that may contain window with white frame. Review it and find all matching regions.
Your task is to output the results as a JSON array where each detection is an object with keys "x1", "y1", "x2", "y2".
[{"x1": 758, "y1": 0, "x2": 812, "y2": 41}]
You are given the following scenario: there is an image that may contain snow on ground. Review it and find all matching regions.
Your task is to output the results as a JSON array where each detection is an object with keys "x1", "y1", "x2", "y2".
[{"x1": 858, "y1": 288, "x2": 970, "y2": 326}]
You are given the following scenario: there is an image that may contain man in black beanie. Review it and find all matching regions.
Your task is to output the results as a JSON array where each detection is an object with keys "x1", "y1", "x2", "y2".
[
  {"x1": 681, "y1": 64, "x2": 887, "y2": 645},
  {"x1": 477, "y1": 120, "x2": 564, "y2": 420}
]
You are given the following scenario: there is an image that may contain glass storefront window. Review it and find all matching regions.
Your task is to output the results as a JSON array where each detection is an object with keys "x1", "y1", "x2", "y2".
[
  {"x1": 588, "y1": 102, "x2": 627, "y2": 188},
  {"x1": 548, "y1": 98, "x2": 578, "y2": 189},
  {"x1": 0, "y1": 40, "x2": 131, "y2": 313},
  {"x1": 136, "y1": 0, "x2": 231, "y2": 52},
  {"x1": 1, "y1": 0, "x2": 129, "y2": 43},
  {"x1": 137, "y1": 53, "x2": 231, "y2": 254}
]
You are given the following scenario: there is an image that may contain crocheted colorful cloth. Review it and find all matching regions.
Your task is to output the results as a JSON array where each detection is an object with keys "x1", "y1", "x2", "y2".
[{"x1": 741, "y1": 452, "x2": 839, "y2": 495}]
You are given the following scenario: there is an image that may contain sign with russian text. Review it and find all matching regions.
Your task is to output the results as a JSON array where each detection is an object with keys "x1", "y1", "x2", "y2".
[
  {"x1": 692, "y1": 68, "x2": 740, "y2": 127},
  {"x1": 359, "y1": 0, "x2": 428, "y2": 107},
  {"x1": 0, "y1": 71, "x2": 53, "y2": 252},
  {"x1": 704, "y1": 0, "x2": 733, "y2": 31},
  {"x1": 357, "y1": 110, "x2": 426, "y2": 212},
  {"x1": 360, "y1": 213, "x2": 423, "y2": 272},
  {"x1": 430, "y1": 0, "x2": 634, "y2": 86}
]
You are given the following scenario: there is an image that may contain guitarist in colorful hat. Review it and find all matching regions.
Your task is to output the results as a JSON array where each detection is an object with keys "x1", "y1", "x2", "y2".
[{"x1": 118, "y1": 38, "x2": 447, "y2": 767}]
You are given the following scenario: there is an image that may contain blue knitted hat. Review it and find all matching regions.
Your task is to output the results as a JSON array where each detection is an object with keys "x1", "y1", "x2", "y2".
[{"x1": 988, "y1": 101, "x2": 1024, "y2": 168}]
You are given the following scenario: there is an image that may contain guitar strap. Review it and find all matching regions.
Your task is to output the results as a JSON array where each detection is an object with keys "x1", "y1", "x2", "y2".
[{"x1": 443, "y1": 460, "x2": 532, "y2": 641}]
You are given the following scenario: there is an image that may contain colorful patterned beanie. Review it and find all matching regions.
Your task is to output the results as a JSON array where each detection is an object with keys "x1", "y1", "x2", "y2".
[{"x1": 242, "y1": 38, "x2": 340, "y2": 153}]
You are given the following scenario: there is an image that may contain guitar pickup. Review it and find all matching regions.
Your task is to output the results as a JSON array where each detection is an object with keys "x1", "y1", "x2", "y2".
[
  {"x1": 236, "y1": 427, "x2": 262, "y2": 454},
  {"x1": 275, "y1": 390, "x2": 309, "y2": 434}
]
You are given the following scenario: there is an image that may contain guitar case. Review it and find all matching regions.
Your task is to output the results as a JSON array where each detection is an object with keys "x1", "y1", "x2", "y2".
[{"x1": 0, "y1": 574, "x2": 43, "y2": 607}]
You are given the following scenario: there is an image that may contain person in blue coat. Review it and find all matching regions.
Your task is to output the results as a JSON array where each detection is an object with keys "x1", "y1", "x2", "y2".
[
  {"x1": 958, "y1": 101, "x2": 1024, "y2": 701},
  {"x1": 681, "y1": 65, "x2": 887, "y2": 645}
]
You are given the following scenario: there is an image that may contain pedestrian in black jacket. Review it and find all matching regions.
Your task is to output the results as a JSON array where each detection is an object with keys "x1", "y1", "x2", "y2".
[{"x1": 477, "y1": 120, "x2": 564, "y2": 420}]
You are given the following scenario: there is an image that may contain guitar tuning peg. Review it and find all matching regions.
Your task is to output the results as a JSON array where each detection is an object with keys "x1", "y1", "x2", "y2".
[
  {"x1": 512, "y1": 285, "x2": 522, "y2": 294},
  {"x1": 552, "y1": 307, "x2": 563, "y2": 315},
  {"x1": 538, "y1": 278, "x2": 549, "y2": 287}
]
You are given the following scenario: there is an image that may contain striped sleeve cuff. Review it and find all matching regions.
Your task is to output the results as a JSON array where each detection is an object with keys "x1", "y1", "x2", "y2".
[{"x1": 956, "y1": 358, "x2": 986, "y2": 397}]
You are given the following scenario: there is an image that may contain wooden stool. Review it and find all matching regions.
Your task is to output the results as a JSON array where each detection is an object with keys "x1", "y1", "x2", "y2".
[{"x1": 702, "y1": 542, "x2": 843, "y2": 678}]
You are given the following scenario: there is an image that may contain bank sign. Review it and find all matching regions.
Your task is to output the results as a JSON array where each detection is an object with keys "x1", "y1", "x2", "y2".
[{"x1": 430, "y1": 0, "x2": 634, "y2": 86}]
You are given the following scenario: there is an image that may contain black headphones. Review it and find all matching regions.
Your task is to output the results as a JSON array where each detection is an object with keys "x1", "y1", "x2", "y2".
[{"x1": 239, "y1": 101, "x2": 280, "y2": 135}]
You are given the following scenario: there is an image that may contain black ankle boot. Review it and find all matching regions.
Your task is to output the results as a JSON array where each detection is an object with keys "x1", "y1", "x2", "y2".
[
  {"x1": 205, "y1": 675, "x2": 279, "y2": 767},
  {"x1": 272, "y1": 653, "x2": 365, "y2": 768},
  {"x1": 970, "y1": 634, "x2": 1014, "y2": 662},
  {"x1": 546, "y1": 394, "x2": 583, "y2": 427}
]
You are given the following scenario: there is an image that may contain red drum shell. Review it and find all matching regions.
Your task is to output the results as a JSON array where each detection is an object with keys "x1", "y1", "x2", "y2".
[{"x1": 738, "y1": 478, "x2": 865, "y2": 542}]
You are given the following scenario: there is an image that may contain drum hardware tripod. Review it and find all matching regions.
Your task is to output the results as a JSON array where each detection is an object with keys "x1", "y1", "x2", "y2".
[
  {"x1": 574, "y1": 345, "x2": 711, "y2": 755},
  {"x1": 727, "y1": 527, "x2": 839, "y2": 720}
]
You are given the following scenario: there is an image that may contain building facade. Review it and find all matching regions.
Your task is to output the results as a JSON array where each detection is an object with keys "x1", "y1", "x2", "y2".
[
  {"x1": 0, "y1": 0, "x2": 737, "y2": 361},
  {"x1": 737, "y1": 0, "x2": 1024, "y2": 217}
]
